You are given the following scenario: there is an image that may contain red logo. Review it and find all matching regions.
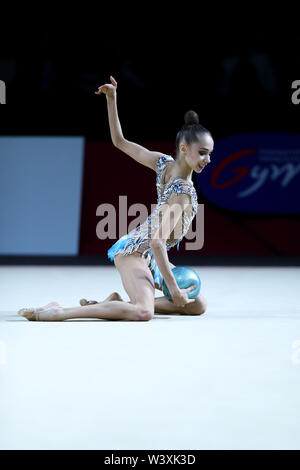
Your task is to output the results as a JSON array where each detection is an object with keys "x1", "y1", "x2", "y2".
[{"x1": 210, "y1": 149, "x2": 256, "y2": 189}]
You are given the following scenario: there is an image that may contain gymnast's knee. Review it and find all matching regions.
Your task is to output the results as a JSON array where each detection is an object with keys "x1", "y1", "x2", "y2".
[
  {"x1": 186, "y1": 294, "x2": 207, "y2": 315},
  {"x1": 135, "y1": 305, "x2": 155, "y2": 321}
]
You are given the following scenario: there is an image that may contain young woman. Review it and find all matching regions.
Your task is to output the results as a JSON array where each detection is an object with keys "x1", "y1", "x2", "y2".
[{"x1": 18, "y1": 76, "x2": 213, "y2": 322}]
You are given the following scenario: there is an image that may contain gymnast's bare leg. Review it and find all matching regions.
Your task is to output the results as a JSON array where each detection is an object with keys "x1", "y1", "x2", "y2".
[
  {"x1": 18, "y1": 253, "x2": 156, "y2": 322},
  {"x1": 80, "y1": 288, "x2": 207, "y2": 316},
  {"x1": 79, "y1": 258, "x2": 207, "y2": 315}
]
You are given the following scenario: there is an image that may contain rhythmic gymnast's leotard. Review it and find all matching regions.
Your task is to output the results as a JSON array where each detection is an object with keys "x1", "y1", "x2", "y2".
[{"x1": 107, "y1": 154, "x2": 198, "y2": 289}]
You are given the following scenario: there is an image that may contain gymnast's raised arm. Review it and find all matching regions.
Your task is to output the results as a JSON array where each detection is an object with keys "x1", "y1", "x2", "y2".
[{"x1": 95, "y1": 76, "x2": 164, "y2": 171}]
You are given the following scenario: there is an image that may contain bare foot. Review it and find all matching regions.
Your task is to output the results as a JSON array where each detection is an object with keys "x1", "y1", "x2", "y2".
[
  {"x1": 79, "y1": 292, "x2": 124, "y2": 306},
  {"x1": 79, "y1": 298, "x2": 98, "y2": 306},
  {"x1": 18, "y1": 301, "x2": 64, "y2": 321},
  {"x1": 105, "y1": 292, "x2": 124, "y2": 302}
]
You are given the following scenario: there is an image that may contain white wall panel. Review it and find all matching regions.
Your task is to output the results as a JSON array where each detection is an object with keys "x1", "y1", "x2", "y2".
[{"x1": 0, "y1": 137, "x2": 85, "y2": 255}]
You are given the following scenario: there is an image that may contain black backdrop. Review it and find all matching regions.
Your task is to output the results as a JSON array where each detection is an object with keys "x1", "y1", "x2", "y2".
[{"x1": 1, "y1": 22, "x2": 299, "y2": 141}]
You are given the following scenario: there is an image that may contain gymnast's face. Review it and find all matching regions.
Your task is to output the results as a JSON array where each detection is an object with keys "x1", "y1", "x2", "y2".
[{"x1": 180, "y1": 133, "x2": 214, "y2": 173}]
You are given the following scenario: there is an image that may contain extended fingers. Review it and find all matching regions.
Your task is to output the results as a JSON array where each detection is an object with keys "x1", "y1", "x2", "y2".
[
  {"x1": 110, "y1": 75, "x2": 117, "y2": 86},
  {"x1": 95, "y1": 84, "x2": 107, "y2": 94},
  {"x1": 95, "y1": 85, "x2": 103, "y2": 94},
  {"x1": 95, "y1": 77, "x2": 116, "y2": 95},
  {"x1": 186, "y1": 284, "x2": 197, "y2": 292}
]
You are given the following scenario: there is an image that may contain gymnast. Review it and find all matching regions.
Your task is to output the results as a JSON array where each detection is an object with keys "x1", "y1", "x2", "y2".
[{"x1": 18, "y1": 76, "x2": 213, "y2": 321}]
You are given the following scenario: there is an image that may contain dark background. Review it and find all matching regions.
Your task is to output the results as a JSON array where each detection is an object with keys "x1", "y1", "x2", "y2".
[
  {"x1": 1, "y1": 22, "x2": 299, "y2": 140},
  {"x1": 1, "y1": 19, "x2": 299, "y2": 264}
]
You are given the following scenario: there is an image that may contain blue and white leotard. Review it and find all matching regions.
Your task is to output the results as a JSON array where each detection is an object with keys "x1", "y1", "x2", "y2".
[{"x1": 107, "y1": 155, "x2": 198, "y2": 289}]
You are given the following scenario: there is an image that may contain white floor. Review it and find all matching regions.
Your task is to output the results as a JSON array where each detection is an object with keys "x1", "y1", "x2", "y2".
[{"x1": 0, "y1": 265, "x2": 300, "y2": 450}]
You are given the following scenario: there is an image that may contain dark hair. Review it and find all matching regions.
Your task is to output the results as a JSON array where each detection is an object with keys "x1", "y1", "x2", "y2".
[{"x1": 175, "y1": 110, "x2": 211, "y2": 153}]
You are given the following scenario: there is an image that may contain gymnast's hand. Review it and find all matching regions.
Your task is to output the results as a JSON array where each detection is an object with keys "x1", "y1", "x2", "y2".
[
  {"x1": 170, "y1": 285, "x2": 196, "y2": 308},
  {"x1": 95, "y1": 76, "x2": 117, "y2": 98}
]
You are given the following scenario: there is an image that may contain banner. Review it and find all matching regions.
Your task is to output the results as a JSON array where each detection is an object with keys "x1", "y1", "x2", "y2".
[{"x1": 195, "y1": 133, "x2": 300, "y2": 214}]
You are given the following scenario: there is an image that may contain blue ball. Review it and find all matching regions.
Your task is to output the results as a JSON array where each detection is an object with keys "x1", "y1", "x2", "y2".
[{"x1": 162, "y1": 266, "x2": 201, "y2": 300}]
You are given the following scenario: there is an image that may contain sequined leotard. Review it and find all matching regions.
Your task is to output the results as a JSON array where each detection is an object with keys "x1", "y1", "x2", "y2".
[{"x1": 107, "y1": 154, "x2": 198, "y2": 288}]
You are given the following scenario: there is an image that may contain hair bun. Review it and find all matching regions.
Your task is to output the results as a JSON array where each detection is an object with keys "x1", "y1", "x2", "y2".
[{"x1": 184, "y1": 110, "x2": 199, "y2": 126}]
